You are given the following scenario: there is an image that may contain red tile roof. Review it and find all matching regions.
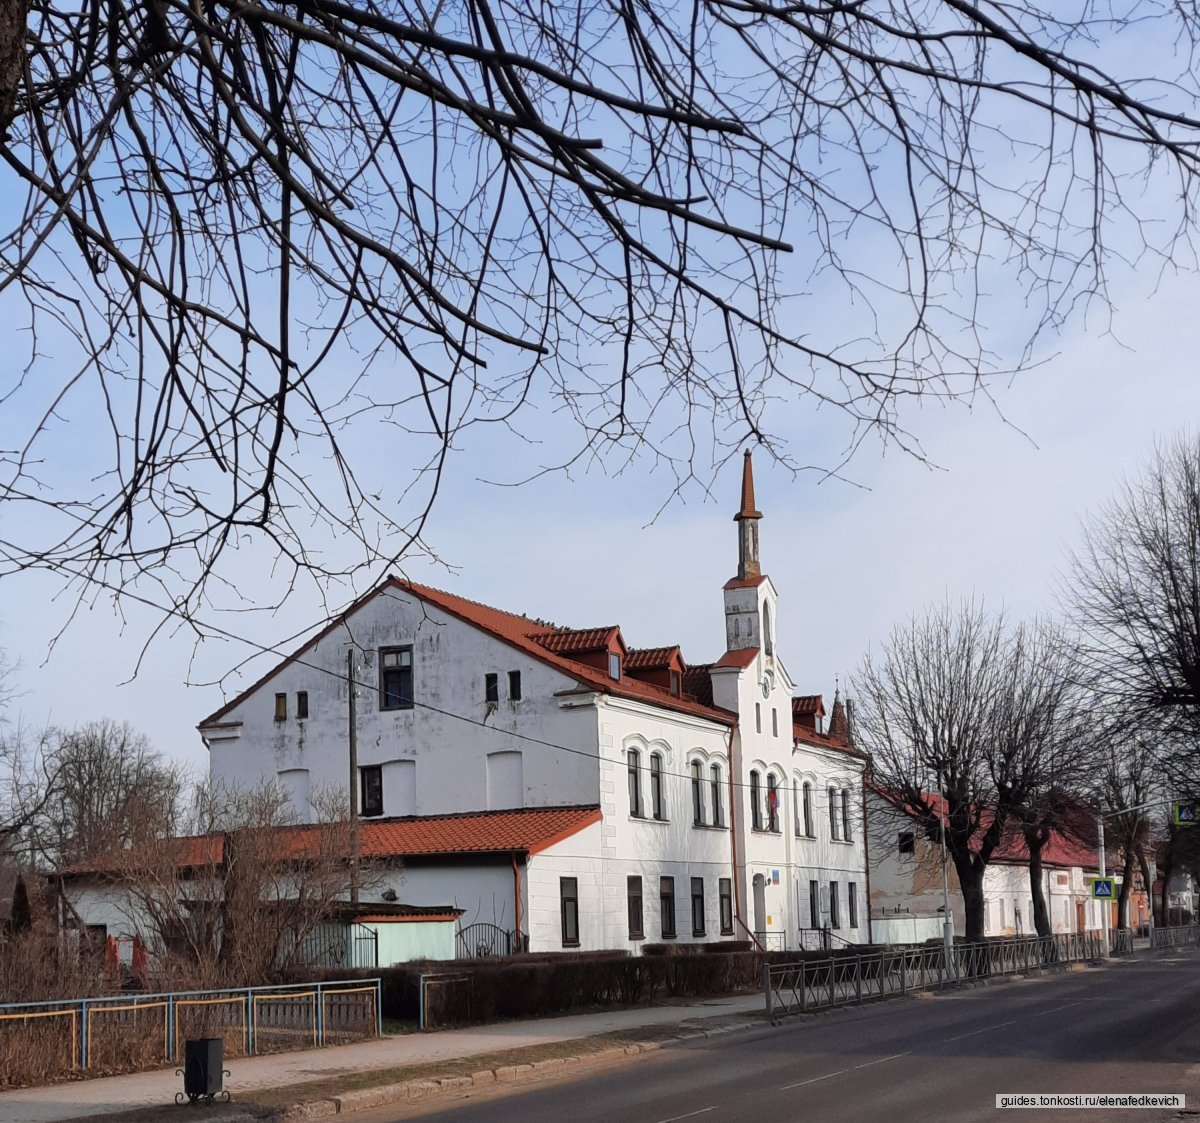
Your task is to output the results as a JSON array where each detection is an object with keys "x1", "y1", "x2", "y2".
[
  {"x1": 61, "y1": 806, "x2": 603, "y2": 878},
  {"x1": 794, "y1": 725, "x2": 868, "y2": 760},
  {"x1": 532, "y1": 627, "x2": 624, "y2": 655},
  {"x1": 625, "y1": 646, "x2": 683, "y2": 670},
  {"x1": 793, "y1": 695, "x2": 825, "y2": 717},
  {"x1": 735, "y1": 450, "x2": 763, "y2": 521},
  {"x1": 200, "y1": 578, "x2": 736, "y2": 729},
  {"x1": 714, "y1": 648, "x2": 759, "y2": 669},
  {"x1": 722, "y1": 575, "x2": 768, "y2": 591}
]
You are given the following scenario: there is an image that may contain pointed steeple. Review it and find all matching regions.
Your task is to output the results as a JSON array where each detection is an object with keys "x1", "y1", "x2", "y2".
[
  {"x1": 828, "y1": 681, "x2": 848, "y2": 742},
  {"x1": 733, "y1": 450, "x2": 763, "y2": 580}
]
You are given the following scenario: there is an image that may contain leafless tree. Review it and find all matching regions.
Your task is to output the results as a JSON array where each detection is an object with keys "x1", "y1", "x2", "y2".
[
  {"x1": 1069, "y1": 433, "x2": 1200, "y2": 784},
  {"x1": 5, "y1": 4, "x2": 1200, "y2": 636},
  {"x1": 22, "y1": 719, "x2": 191, "y2": 869},
  {"x1": 856, "y1": 602, "x2": 1086, "y2": 942}
]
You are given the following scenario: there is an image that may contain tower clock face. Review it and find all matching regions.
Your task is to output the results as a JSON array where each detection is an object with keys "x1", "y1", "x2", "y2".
[{"x1": 761, "y1": 670, "x2": 774, "y2": 697}]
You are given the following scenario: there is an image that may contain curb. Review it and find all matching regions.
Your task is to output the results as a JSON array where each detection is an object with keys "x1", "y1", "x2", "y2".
[{"x1": 275, "y1": 1021, "x2": 760, "y2": 1120}]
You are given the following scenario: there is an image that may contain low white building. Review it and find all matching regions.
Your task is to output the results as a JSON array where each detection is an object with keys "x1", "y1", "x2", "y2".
[
  {"x1": 82, "y1": 454, "x2": 868, "y2": 957},
  {"x1": 867, "y1": 793, "x2": 1108, "y2": 942}
]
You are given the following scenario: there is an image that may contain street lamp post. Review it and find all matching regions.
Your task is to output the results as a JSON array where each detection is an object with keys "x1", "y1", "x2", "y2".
[{"x1": 937, "y1": 768, "x2": 955, "y2": 984}]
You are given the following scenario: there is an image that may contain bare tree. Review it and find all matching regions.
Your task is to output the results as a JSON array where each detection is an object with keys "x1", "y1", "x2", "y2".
[
  {"x1": 5, "y1": 4, "x2": 1200, "y2": 635},
  {"x1": 23, "y1": 720, "x2": 191, "y2": 869},
  {"x1": 856, "y1": 602, "x2": 1084, "y2": 942},
  {"x1": 1069, "y1": 433, "x2": 1200, "y2": 781}
]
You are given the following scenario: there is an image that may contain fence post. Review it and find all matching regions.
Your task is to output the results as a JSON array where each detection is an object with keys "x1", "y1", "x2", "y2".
[
  {"x1": 167, "y1": 994, "x2": 175, "y2": 1063},
  {"x1": 800, "y1": 962, "x2": 807, "y2": 1013},
  {"x1": 375, "y1": 979, "x2": 383, "y2": 1039},
  {"x1": 764, "y1": 964, "x2": 773, "y2": 1021},
  {"x1": 855, "y1": 956, "x2": 863, "y2": 1005},
  {"x1": 899, "y1": 951, "x2": 907, "y2": 995},
  {"x1": 80, "y1": 999, "x2": 88, "y2": 1071},
  {"x1": 316, "y1": 982, "x2": 325, "y2": 1048},
  {"x1": 246, "y1": 989, "x2": 255, "y2": 1055}
]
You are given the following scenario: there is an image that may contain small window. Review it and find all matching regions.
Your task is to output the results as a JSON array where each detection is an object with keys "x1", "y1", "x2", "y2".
[
  {"x1": 849, "y1": 882, "x2": 859, "y2": 929},
  {"x1": 755, "y1": 703, "x2": 762, "y2": 734},
  {"x1": 485, "y1": 673, "x2": 499, "y2": 704},
  {"x1": 803, "y1": 782, "x2": 814, "y2": 837},
  {"x1": 274, "y1": 693, "x2": 287, "y2": 722},
  {"x1": 650, "y1": 753, "x2": 666, "y2": 821},
  {"x1": 691, "y1": 761, "x2": 705, "y2": 825},
  {"x1": 296, "y1": 691, "x2": 309, "y2": 719},
  {"x1": 508, "y1": 670, "x2": 522, "y2": 701},
  {"x1": 670, "y1": 670, "x2": 681, "y2": 697},
  {"x1": 360, "y1": 765, "x2": 383, "y2": 817},
  {"x1": 766, "y1": 773, "x2": 780, "y2": 832},
  {"x1": 560, "y1": 877, "x2": 580, "y2": 947},
  {"x1": 809, "y1": 880, "x2": 820, "y2": 929},
  {"x1": 628, "y1": 749, "x2": 643, "y2": 817},
  {"x1": 750, "y1": 770, "x2": 763, "y2": 830},
  {"x1": 898, "y1": 831, "x2": 915, "y2": 856},
  {"x1": 380, "y1": 646, "x2": 414, "y2": 710},
  {"x1": 691, "y1": 877, "x2": 706, "y2": 937},
  {"x1": 841, "y1": 789, "x2": 853, "y2": 842},
  {"x1": 608, "y1": 652, "x2": 621, "y2": 680},
  {"x1": 771, "y1": 708, "x2": 778, "y2": 737},
  {"x1": 828, "y1": 786, "x2": 840, "y2": 840},
  {"x1": 710, "y1": 764, "x2": 724, "y2": 828},
  {"x1": 627, "y1": 876, "x2": 644, "y2": 940},
  {"x1": 763, "y1": 603, "x2": 773, "y2": 656},
  {"x1": 719, "y1": 878, "x2": 734, "y2": 935},
  {"x1": 660, "y1": 876, "x2": 676, "y2": 939},
  {"x1": 830, "y1": 881, "x2": 841, "y2": 930}
]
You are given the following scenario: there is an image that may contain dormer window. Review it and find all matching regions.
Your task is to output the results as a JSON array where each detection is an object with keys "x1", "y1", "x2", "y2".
[{"x1": 609, "y1": 653, "x2": 621, "y2": 680}]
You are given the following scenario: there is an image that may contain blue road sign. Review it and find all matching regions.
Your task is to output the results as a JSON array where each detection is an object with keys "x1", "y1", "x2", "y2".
[
  {"x1": 1174, "y1": 801, "x2": 1197, "y2": 828},
  {"x1": 1090, "y1": 878, "x2": 1115, "y2": 900}
]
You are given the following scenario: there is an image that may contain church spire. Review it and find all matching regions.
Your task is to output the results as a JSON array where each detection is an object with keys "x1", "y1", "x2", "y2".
[{"x1": 733, "y1": 450, "x2": 763, "y2": 580}]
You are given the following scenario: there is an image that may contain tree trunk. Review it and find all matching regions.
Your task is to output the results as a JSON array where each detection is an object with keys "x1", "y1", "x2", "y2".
[
  {"x1": 1116, "y1": 847, "x2": 1136, "y2": 929},
  {"x1": 1136, "y1": 844, "x2": 1153, "y2": 933},
  {"x1": 0, "y1": 0, "x2": 28, "y2": 139},
  {"x1": 1159, "y1": 854, "x2": 1174, "y2": 927},
  {"x1": 1025, "y1": 826, "x2": 1052, "y2": 938},
  {"x1": 954, "y1": 852, "x2": 987, "y2": 943}
]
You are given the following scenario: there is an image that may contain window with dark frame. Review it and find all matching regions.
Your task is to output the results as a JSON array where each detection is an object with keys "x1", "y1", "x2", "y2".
[
  {"x1": 485, "y1": 673, "x2": 499, "y2": 704},
  {"x1": 710, "y1": 764, "x2": 724, "y2": 827},
  {"x1": 627, "y1": 876, "x2": 644, "y2": 939},
  {"x1": 719, "y1": 878, "x2": 734, "y2": 935},
  {"x1": 650, "y1": 753, "x2": 666, "y2": 820},
  {"x1": 793, "y1": 779, "x2": 802, "y2": 836},
  {"x1": 766, "y1": 773, "x2": 780, "y2": 832},
  {"x1": 380, "y1": 646, "x2": 414, "y2": 710},
  {"x1": 755, "y1": 703, "x2": 762, "y2": 733},
  {"x1": 660, "y1": 876, "x2": 676, "y2": 938},
  {"x1": 691, "y1": 877, "x2": 706, "y2": 936},
  {"x1": 628, "y1": 749, "x2": 643, "y2": 817},
  {"x1": 803, "y1": 782, "x2": 814, "y2": 837},
  {"x1": 670, "y1": 670, "x2": 681, "y2": 696},
  {"x1": 771, "y1": 708, "x2": 778, "y2": 737},
  {"x1": 508, "y1": 670, "x2": 522, "y2": 701},
  {"x1": 848, "y1": 882, "x2": 859, "y2": 929},
  {"x1": 691, "y1": 761, "x2": 704, "y2": 825},
  {"x1": 274, "y1": 693, "x2": 287, "y2": 721},
  {"x1": 360, "y1": 764, "x2": 383, "y2": 817},
  {"x1": 841, "y1": 789, "x2": 853, "y2": 841},
  {"x1": 296, "y1": 691, "x2": 308, "y2": 719},
  {"x1": 608, "y1": 652, "x2": 621, "y2": 680},
  {"x1": 750, "y1": 770, "x2": 763, "y2": 830},
  {"x1": 829, "y1": 881, "x2": 841, "y2": 929},
  {"x1": 828, "y1": 786, "x2": 840, "y2": 840},
  {"x1": 809, "y1": 879, "x2": 820, "y2": 929},
  {"x1": 898, "y1": 831, "x2": 916, "y2": 856},
  {"x1": 560, "y1": 877, "x2": 580, "y2": 947}
]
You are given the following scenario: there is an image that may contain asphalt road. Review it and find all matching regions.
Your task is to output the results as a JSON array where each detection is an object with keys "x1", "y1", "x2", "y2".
[{"x1": 379, "y1": 955, "x2": 1200, "y2": 1123}]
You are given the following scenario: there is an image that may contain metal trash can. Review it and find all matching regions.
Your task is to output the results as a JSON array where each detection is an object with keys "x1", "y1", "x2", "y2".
[{"x1": 179, "y1": 1037, "x2": 226, "y2": 1103}]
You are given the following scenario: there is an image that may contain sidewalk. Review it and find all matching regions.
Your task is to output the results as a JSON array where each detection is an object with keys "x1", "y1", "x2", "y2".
[{"x1": 0, "y1": 994, "x2": 765, "y2": 1123}]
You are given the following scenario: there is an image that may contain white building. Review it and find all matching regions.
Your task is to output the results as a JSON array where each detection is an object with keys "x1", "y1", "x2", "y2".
[{"x1": 185, "y1": 453, "x2": 871, "y2": 954}]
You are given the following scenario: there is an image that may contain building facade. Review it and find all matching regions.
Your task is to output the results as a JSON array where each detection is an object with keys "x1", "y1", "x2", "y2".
[{"x1": 191, "y1": 453, "x2": 870, "y2": 954}]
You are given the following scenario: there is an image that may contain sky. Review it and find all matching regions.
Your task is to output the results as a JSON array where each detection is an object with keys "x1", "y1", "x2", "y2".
[{"x1": 2, "y1": 258, "x2": 1196, "y2": 777}]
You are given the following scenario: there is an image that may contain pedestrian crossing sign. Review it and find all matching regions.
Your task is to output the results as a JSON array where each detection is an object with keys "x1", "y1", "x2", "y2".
[
  {"x1": 1090, "y1": 878, "x2": 1115, "y2": 900},
  {"x1": 1173, "y1": 801, "x2": 1197, "y2": 828}
]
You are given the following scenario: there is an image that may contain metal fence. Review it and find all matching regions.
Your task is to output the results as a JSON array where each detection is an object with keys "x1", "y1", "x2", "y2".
[
  {"x1": 764, "y1": 933, "x2": 1104, "y2": 1022},
  {"x1": 455, "y1": 923, "x2": 526, "y2": 958},
  {"x1": 0, "y1": 978, "x2": 381, "y2": 1088},
  {"x1": 1150, "y1": 924, "x2": 1200, "y2": 950},
  {"x1": 1109, "y1": 927, "x2": 1134, "y2": 955}
]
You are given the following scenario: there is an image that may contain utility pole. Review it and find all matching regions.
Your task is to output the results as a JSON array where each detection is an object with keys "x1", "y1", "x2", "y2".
[
  {"x1": 348, "y1": 646, "x2": 359, "y2": 906},
  {"x1": 938, "y1": 767, "x2": 955, "y2": 985},
  {"x1": 1097, "y1": 814, "x2": 1108, "y2": 959}
]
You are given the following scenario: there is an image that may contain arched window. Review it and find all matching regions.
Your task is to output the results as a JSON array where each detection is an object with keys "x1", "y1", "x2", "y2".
[
  {"x1": 650, "y1": 752, "x2": 665, "y2": 820},
  {"x1": 750, "y1": 770, "x2": 763, "y2": 830},
  {"x1": 710, "y1": 763, "x2": 724, "y2": 828},
  {"x1": 627, "y1": 749, "x2": 642, "y2": 817},
  {"x1": 793, "y1": 779, "x2": 801, "y2": 836},
  {"x1": 828, "y1": 785, "x2": 840, "y2": 840},
  {"x1": 767, "y1": 773, "x2": 780, "y2": 832},
  {"x1": 762, "y1": 602, "x2": 773, "y2": 655},
  {"x1": 802, "y1": 782, "x2": 814, "y2": 837},
  {"x1": 691, "y1": 760, "x2": 705, "y2": 825},
  {"x1": 841, "y1": 789, "x2": 853, "y2": 842}
]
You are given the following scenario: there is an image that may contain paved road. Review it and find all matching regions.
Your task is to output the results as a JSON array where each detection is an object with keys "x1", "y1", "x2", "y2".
[{"x1": 384, "y1": 956, "x2": 1200, "y2": 1123}]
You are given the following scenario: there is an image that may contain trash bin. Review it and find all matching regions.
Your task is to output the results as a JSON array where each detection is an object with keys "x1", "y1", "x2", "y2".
[{"x1": 183, "y1": 1037, "x2": 224, "y2": 1100}]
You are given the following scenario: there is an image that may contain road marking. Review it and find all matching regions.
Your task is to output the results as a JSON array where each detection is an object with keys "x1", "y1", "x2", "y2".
[
  {"x1": 780, "y1": 1051, "x2": 911, "y2": 1090},
  {"x1": 654, "y1": 1109, "x2": 716, "y2": 1123},
  {"x1": 1028, "y1": 1002, "x2": 1085, "y2": 1017},
  {"x1": 942, "y1": 1019, "x2": 1017, "y2": 1042}
]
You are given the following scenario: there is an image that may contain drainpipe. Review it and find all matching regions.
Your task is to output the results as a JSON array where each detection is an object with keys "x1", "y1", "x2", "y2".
[{"x1": 511, "y1": 852, "x2": 523, "y2": 950}]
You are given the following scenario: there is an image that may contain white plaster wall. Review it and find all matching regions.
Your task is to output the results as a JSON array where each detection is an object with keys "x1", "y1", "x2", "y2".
[
  {"x1": 203, "y1": 592, "x2": 602, "y2": 817},
  {"x1": 360, "y1": 862, "x2": 522, "y2": 933},
  {"x1": 65, "y1": 882, "x2": 153, "y2": 940}
]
